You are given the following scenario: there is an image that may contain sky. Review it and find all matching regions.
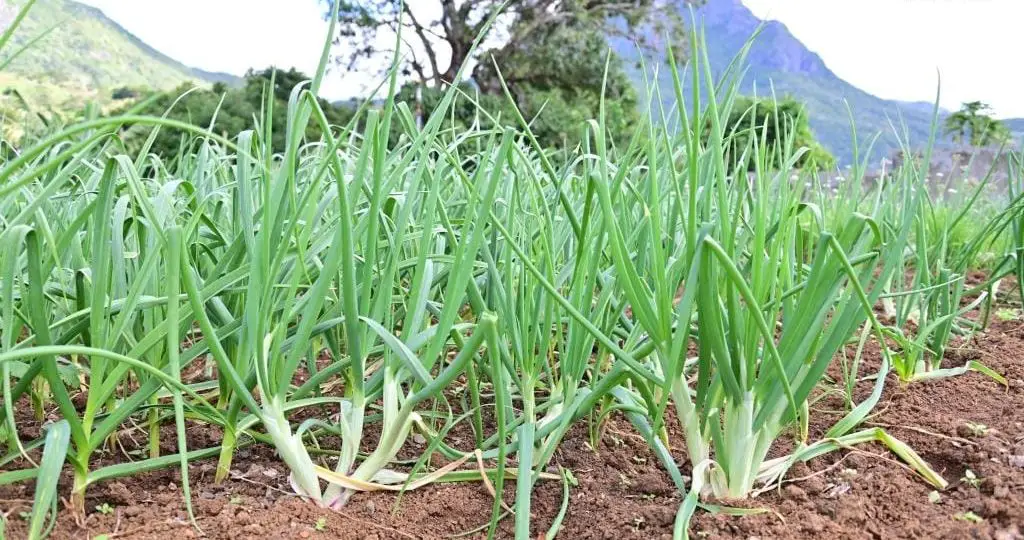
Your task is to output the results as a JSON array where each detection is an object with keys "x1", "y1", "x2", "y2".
[
  {"x1": 743, "y1": 0, "x2": 1024, "y2": 118},
  {"x1": 77, "y1": 0, "x2": 362, "y2": 99},
  {"x1": 79, "y1": 0, "x2": 1024, "y2": 117}
]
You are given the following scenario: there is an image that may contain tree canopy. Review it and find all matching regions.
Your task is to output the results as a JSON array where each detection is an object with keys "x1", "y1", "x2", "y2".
[
  {"x1": 323, "y1": 1, "x2": 683, "y2": 149},
  {"x1": 944, "y1": 101, "x2": 1011, "y2": 147},
  {"x1": 325, "y1": 0, "x2": 690, "y2": 88},
  {"x1": 394, "y1": 21, "x2": 640, "y2": 150},
  {"x1": 116, "y1": 67, "x2": 356, "y2": 159},
  {"x1": 716, "y1": 96, "x2": 835, "y2": 173}
]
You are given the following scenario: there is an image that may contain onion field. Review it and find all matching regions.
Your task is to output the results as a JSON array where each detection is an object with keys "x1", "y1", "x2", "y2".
[{"x1": 2, "y1": 2, "x2": 1023, "y2": 539}]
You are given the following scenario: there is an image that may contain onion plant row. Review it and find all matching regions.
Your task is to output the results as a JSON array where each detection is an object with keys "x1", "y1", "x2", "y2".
[{"x1": 1, "y1": 5, "x2": 1022, "y2": 539}]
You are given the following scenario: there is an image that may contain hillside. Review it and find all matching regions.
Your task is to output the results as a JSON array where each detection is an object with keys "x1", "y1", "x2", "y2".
[
  {"x1": 1005, "y1": 118, "x2": 1024, "y2": 138},
  {"x1": 616, "y1": 0, "x2": 944, "y2": 164},
  {"x1": 0, "y1": 0, "x2": 240, "y2": 111}
]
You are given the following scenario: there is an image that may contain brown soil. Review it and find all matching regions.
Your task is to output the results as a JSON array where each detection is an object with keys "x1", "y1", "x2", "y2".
[{"x1": 3, "y1": 318, "x2": 1024, "y2": 540}]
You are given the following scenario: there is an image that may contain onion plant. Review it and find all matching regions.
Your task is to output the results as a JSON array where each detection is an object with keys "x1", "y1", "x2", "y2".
[
  {"x1": 882, "y1": 143, "x2": 1018, "y2": 382},
  {"x1": 3, "y1": 3, "x2": 1022, "y2": 539},
  {"x1": 0, "y1": 150, "x2": 230, "y2": 513},
  {"x1": 1010, "y1": 152, "x2": 1024, "y2": 305},
  {"x1": 587, "y1": 28, "x2": 949, "y2": 538}
]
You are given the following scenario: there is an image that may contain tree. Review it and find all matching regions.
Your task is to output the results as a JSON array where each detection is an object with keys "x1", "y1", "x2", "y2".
[
  {"x1": 476, "y1": 22, "x2": 639, "y2": 148},
  {"x1": 324, "y1": 0, "x2": 692, "y2": 89},
  {"x1": 944, "y1": 101, "x2": 1011, "y2": 147},
  {"x1": 385, "y1": 24, "x2": 640, "y2": 150},
  {"x1": 715, "y1": 96, "x2": 834, "y2": 173},
  {"x1": 325, "y1": 1, "x2": 669, "y2": 149},
  {"x1": 116, "y1": 68, "x2": 357, "y2": 159}
]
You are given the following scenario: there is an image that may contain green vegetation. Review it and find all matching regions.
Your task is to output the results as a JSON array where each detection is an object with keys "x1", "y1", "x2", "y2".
[
  {"x1": 117, "y1": 67, "x2": 356, "y2": 158},
  {"x1": 2, "y1": 3, "x2": 1023, "y2": 540},
  {"x1": 716, "y1": 96, "x2": 834, "y2": 171},
  {"x1": 614, "y1": 0, "x2": 962, "y2": 165},
  {"x1": 881, "y1": 151, "x2": 1014, "y2": 383},
  {"x1": 0, "y1": 0, "x2": 241, "y2": 150},
  {"x1": 327, "y1": 0, "x2": 688, "y2": 87},
  {"x1": 329, "y1": 0, "x2": 668, "y2": 151},
  {"x1": 110, "y1": 87, "x2": 138, "y2": 101},
  {"x1": 944, "y1": 101, "x2": 1012, "y2": 146},
  {"x1": 395, "y1": 27, "x2": 639, "y2": 151},
  {"x1": 0, "y1": 0, "x2": 236, "y2": 110}
]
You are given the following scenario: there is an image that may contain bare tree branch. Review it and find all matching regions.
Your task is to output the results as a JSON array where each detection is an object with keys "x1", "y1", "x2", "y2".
[
  {"x1": 402, "y1": 3, "x2": 442, "y2": 85},
  {"x1": 325, "y1": 0, "x2": 695, "y2": 88}
]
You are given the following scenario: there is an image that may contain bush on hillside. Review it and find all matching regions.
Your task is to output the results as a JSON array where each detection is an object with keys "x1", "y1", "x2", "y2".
[
  {"x1": 111, "y1": 87, "x2": 138, "y2": 100},
  {"x1": 117, "y1": 67, "x2": 356, "y2": 159},
  {"x1": 393, "y1": 24, "x2": 640, "y2": 151},
  {"x1": 717, "y1": 96, "x2": 835, "y2": 172}
]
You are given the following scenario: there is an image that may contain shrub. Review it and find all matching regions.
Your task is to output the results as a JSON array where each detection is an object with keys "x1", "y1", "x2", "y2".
[
  {"x1": 111, "y1": 87, "x2": 138, "y2": 100},
  {"x1": 116, "y1": 68, "x2": 357, "y2": 158},
  {"x1": 717, "y1": 96, "x2": 835, "y2": 172}
]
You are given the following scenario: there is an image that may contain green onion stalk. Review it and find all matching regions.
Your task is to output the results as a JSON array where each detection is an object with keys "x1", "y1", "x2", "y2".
[
  {"x1": 1, "y1": 151, "x2": 222, "y2": 512},
  {"x1": 883, "y1": 152, "x2": 1019, "y2": 383},
  {"x1": 318, "y1": 124, "x2": 511, "y2": 509},
  {"x1": 587, "y1": 26, "x2": 949, "y2": 535}
]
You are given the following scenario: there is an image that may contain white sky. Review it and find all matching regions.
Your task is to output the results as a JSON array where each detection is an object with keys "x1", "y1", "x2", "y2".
[
  {"x1": 79, "y1": 0, "x2": 1024, "y2": 117},
  {"x1": 744, "y1": 0, "x2": 1024, "y2": 117},
  {"x1": 77, "y1": 0, "x2": 363, "y2": 99}
]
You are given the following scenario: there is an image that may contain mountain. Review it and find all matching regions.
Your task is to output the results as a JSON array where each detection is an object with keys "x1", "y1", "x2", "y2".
[
  {"x1": 615, "y1": 0, "x2": 945, "y2": 164},
  {"x1": 0, "y1": 0, "x2": 240, "y2": 111},
  {"x1": 1005, "y1": 118, "x2": 1024, "y2": 138}
]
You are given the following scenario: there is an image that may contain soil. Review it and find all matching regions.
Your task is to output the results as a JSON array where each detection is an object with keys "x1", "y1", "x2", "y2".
[{"x1": 3, "y1": 317, "x2": 1024, "y2": 539}]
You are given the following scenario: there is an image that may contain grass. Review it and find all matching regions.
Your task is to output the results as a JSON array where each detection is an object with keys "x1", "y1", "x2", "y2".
[{"x1": 1, "y1": 3, "x2": 1023, "y2": 540}]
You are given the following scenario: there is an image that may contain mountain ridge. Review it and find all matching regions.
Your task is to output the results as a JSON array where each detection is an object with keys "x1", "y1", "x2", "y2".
[
  {"x1": 71, "y1": 1, "x2": 242, "y2": 87},
  {"x1": 1, "y1": 0, "x2": 1018, "y2": 160},
  {"x1": 619, "y1": 0, "x2": 1019, "y2": 164},
  {"x1": 0, "y1": 0, "x2": 240, "y2": 111}
]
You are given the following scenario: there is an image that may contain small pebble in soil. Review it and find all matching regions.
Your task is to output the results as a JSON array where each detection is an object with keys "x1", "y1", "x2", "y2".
[
  {"x1": 802, "y1": 474, "x2": 826, "y2": 493},
  {"x1": 106, "y1": 482, "x2": 133, "y2": 504},
  {"x1": 641, "y1": 506, "x2": 676, "y2": 526},
  {"x1": 994, "y1": 526, "x2": 1023, "y2": 540},
  {"x1": 784, "y1": 484, "x2": 808, "y2": 501},
  {"x1": 201, "y1": 500, "x2": 223, "y2": 516}
]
